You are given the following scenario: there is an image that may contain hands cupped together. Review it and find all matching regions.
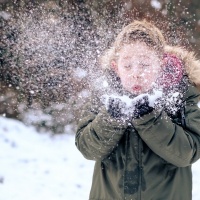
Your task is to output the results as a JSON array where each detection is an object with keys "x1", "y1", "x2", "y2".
[{"x1": 107, "y1": 95, "x2": 154, "y2": 120}]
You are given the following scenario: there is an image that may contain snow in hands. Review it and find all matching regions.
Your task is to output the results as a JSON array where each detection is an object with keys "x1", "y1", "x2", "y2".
[
  {"x1": 101, "y1": 86, "x2": 186, "y2": 119},
  {"x1": 101, "y1": 89, "x2": 163, "y2": 118}
]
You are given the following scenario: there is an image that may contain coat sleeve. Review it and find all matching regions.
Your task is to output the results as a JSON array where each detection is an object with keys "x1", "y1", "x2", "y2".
[
  {"x1": 75, "y1": 101, "x2": 128, "y2": 161},
  {"x1": 132, "y1": 85, "x2": 200, "y2": 167}
]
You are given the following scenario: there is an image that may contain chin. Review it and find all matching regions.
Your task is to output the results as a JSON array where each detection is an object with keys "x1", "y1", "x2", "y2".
[{"x1": 129, "y1": 89, "x2": 143, "y2": 95}]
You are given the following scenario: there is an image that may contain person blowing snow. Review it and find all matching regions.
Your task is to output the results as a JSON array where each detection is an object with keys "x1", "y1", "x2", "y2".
[{"x1": 75, "y1": 20, "x2": 200, "y2": 200}]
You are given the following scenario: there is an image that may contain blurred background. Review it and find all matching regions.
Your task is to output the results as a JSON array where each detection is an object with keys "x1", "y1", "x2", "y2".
[
  {"x1": 1, "y1": 1, "x2": 200, "y2": 200},
  {"x1": 0, "y1": 0, "x2": 200, "y2": 133}
]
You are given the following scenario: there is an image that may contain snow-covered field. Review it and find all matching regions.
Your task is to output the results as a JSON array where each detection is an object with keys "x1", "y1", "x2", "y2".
[
  {"x1": 0, "y1": 117, "x2": 94, "y2": 200},
  {"x1": 0, "y1": 116, "x2": 200, "y2": 200}
]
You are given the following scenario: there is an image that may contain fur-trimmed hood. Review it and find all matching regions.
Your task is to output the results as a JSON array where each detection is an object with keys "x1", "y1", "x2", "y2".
[{"x1": 164, "y1": 45, "x2": 200, "y2": 92}]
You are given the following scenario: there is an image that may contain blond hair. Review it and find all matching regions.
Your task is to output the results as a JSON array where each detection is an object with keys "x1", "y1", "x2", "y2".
[{"x1": 100, "y1": 20, "x2": 166, "y2": 69}]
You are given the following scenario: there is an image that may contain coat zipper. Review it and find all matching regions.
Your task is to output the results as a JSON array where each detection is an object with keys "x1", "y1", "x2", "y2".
[
  {"x1": 181, "y1": 106, "x2": 186, "y2": 128},
  {"x1": 124, "y1": 131, "x2": 129, "y2": 200},
  {"x1": 138, "y1": 137, "x2": 142, "y2": 200}
]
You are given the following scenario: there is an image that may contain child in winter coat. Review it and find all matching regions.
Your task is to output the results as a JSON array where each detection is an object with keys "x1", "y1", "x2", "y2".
[{"x1": 75, "y1": 20, "x2": 200, "y2": 200}]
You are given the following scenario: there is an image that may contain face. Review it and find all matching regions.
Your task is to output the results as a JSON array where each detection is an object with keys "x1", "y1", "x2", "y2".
[{"x1": 112, "y1": 42, "x2": 162, "y2": 95}]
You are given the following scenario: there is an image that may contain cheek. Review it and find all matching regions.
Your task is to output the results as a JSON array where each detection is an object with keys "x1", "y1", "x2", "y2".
[
  {"x1": 144, "y1": 69, "x2": 159, "y2": 84},
  {"x1": 118, "y1": 72, "x2": 132, "y2": 89},
  {"x1": 142, "y1": 70, "x2": 152, "y2": 80},
  {"x1": 118, "y1": 70, "x2": 129, "y2": 82},
  {"x1": 121, "y1": 76, "x2": 131, "y2": 87}
]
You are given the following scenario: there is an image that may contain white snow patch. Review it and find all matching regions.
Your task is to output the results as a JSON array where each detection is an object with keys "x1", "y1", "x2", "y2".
[
  {"x1": 0, "y1": 117, "x2": 94, "y2": 200},
  {"x1": 102, "y1": 90, "x2": 163, "y2": 115},
  {"x1": 103, "y1": 80, "x2": 109, "y2": 88},
  {"x1": 151, "y1": 0, "x2": 162, "y2": 10},
  {"x1": 23, "y1": 110, "x2": 52, "y2": 125},
  {"x1": 147, "y1": 90, "x2": 163, "y2": 107},
  {"x1": 0, "y1": 11, "x2": 11, "y2": 20},
  {"x1": 0, "y1": 117, "x2": 200, "y2": 200},
  {"x1": 172, "y1": 92, "x2": 179, "y2": 98},
  {"x1": 124, "y1": 1, "x2": 133, "y2": 10},
  {"x1": 198, "y1": 101, "x2": 200, "y2": 108},
  {"x1": 30, "y1": 90, "x2": 35, "y2": 94},
  {"x1": 78, "y1": 89, "x2": 90, "y2": 98},
  {"x1": 73, "y1": 68, "x2": 87, "y2": 79}
]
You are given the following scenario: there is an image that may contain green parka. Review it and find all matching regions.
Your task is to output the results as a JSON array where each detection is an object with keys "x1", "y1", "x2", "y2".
[
  {"x1": 75, "y1": 82, "x2": 200, "y2": 200},
  {"x1": 76, "y1": 45, "x2": 200, "y2": 200}
]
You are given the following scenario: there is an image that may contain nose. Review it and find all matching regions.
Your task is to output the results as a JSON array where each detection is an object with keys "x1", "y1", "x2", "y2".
[
  {"x1": 129, "y1": 69, "x2": 142, "y2": 79},
  {"x1": 133, "y1": 74, "x2": 141, "y2": 79}
]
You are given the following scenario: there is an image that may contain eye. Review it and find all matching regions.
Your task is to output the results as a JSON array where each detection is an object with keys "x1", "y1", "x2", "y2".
[
  {"x1": 140, "y1": 63, "x2": 150, "y2": 68},
  {"x1": 124, "y1": 65, "x2": 131, "y2": 69}
]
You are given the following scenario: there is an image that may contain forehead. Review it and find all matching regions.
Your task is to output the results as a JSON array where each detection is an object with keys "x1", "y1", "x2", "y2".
[{"x1": 118, "y1": 42, "x2": 159, "y2": 59}]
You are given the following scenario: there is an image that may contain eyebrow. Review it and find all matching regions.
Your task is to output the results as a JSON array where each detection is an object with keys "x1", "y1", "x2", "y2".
[
  {"x1": 138, "y1": 55, "x2": 150, "y2": 59},
  {"x1": 122, "y1": 56, "x2": 131, "y2": 60},
  {"x1": 122, "y1": 55, "x2": 150, "y2": 60}
]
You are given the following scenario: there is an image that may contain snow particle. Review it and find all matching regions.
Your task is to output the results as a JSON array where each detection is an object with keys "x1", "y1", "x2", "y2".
[
  {"x1": 198, "y1": 102, "x2": 200, "y2": 108},
  {"x1": 30, "y1": 90, "x2": 35, "y2": 94},
  {"x1": 151, "y1": 0, "x2": 162, "y2": 10}
]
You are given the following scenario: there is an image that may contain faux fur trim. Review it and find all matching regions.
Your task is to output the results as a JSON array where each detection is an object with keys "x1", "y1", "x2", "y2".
[{"x1": 164, "y1": 45, "x2": 200, "y2": 92}]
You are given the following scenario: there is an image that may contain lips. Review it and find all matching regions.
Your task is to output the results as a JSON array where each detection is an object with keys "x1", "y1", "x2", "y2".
[{"x1": 132, "y1": 85, "x2": 142, "y2": 91}]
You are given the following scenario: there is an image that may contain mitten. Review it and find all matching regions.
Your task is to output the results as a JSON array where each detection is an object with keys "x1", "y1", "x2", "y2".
[
  {"x1": 107, "y1": 97, "x2": 126, "y2": 118},
  {"x1": 133, "y1": 96, "x2": 154, "y2": 119}
]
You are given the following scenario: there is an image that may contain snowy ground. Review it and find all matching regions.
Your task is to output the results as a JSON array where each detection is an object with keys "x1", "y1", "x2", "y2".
[
  {"x1": 0, "y1": 116, "x2": 200, "y2": 200},
  {"x1": 0, "y1": 117, "x2": 94, "y2": 200}
]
